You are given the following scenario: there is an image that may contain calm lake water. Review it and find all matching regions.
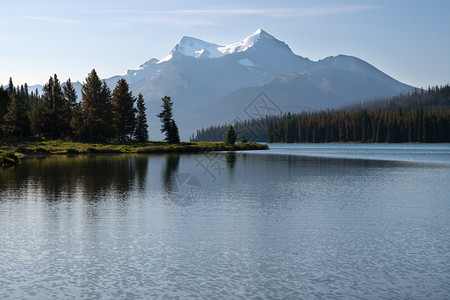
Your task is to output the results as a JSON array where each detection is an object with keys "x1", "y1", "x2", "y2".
[{"x1": 0, "y1": 144, "x2": 449, "y2": 299}]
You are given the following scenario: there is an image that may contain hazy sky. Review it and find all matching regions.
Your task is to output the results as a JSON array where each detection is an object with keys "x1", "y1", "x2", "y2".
[{"x1": 1, "y1": 0, "x2": 449, "y2": 88}]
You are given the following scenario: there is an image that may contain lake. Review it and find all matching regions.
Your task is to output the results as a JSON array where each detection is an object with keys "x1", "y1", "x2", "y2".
[{"x1": 0, "y1": 144, "x2": 449, "y2": 299}]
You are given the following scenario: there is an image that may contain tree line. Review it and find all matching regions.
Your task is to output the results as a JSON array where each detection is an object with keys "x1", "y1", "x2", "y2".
[
  {"x1": 192, "y1": 85, "x2": 450, "y2": 143},
  {"x1": 0, "y1": 70, "x2": 180, "y2": 143}
]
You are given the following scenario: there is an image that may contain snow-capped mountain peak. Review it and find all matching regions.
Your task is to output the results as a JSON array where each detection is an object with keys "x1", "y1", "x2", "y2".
[
  {"x1": 98, "y1": 28, "x2": 413, "y2": 140},
  {"x1": 159, "y1": 36, "x2": 224, "y2": 63},
  {"x1": 157, "y1": 29, "x2": 287, "y2": 63},
  {"x1": 218, "y1": 28, "x2": 272, "y2": 55}
]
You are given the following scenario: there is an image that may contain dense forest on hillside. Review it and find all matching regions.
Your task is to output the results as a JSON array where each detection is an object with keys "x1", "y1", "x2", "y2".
[{"x1": 192, "y1": 85, "x2": 450, "y2": 143}]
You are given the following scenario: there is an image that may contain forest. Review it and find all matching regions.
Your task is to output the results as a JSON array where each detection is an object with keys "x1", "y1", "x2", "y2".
[
  {"x1": 192, "y1": 85, "x2": 450, "y2": 143},
  {"x1": 0, "y1": 69, "x2": 179, "y2": 143}
]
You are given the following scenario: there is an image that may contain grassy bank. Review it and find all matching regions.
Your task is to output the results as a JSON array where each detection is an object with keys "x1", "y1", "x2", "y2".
[{"x1": 0, "y1": 138, "x2": 268, "y2": 166}]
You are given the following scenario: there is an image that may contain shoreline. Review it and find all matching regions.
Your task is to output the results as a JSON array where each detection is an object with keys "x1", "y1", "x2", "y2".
[{"x1": 0, "y1": 140, "x2": 269, "y2": 167}]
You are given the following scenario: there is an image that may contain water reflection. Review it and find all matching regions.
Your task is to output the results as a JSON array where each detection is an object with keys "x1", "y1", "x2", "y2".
[
  {"x1": 0, "y1": 149, "x2": 449, "y2": 299},
  {"x1": 162, "y1": 154, "x2": 201, "y2": 206},
  {"x1": 162, "y1": 153, "x2": 180, "y2": 192},
  {"x1": 0, "y1": 154, "x2": 150, "y2": 203},
  {"x1": 225, "y1": 152, "x2": 236, "y2": 169}
]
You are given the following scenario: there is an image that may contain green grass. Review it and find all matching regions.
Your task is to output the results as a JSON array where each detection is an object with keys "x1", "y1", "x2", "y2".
[{"x1": 0, "y1": 138, "x2": 268, "y2": 166}]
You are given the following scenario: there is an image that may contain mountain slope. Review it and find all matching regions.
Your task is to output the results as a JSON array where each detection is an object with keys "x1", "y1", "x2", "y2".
[
  {"x1": 19, "y1": 29, "x2": 415, "y2": 140},
  {"x1": 102, "y1": 29, "x2": 414, "y2": 139}
]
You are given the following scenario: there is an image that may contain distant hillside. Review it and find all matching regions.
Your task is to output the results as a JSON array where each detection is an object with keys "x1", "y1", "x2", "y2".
[
  {"x1": 343, "y1": 85, "x2": 450, "y2": 112},
  {"x1": 192, "y1": 85, "x2": 450, "y2": 143}
]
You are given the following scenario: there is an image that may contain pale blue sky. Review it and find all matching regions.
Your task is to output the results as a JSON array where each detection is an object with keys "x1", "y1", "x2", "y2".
[{"x1": 1, "y1": 0, "x2": 449, "y2": 88}]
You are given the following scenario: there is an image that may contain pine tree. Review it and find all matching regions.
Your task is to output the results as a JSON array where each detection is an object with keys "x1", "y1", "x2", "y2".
[
  {"x1": 7, "y1": 77, "x2": 14, "y2": 95},
  {"x1": 30, "y1": 97, "x2": 44, "y2": 137},
  {"x1": 112, "y1": 78, "x2": 136, "y2": 141},
  {"x1": 63, "y1": 78, "x2": 78, "y2": 139},
  {"x1": 169, "y1": 119, "x2": 180, "y2": 144},
  {"x1": 225, "y1": 125, "x2": 236, "y2": 145},
  {"x1": 23, "y1": 83, "x2": 30, "y2": 111},
  {"x1": 69, "y1": 104, "x2": 84, "y2": 141},
  {"x1": 284, "y1": 113, "x2": 295, "y2": 143},
  {"x1": 80, "y1": 69, "x2": 113, "y2": 141},
  {"x1": 267, "y1": 121, "x2": 274, "y2": 143},
  {"x1": 100, "y1": 81, "x2": 114, "y2": 140},
  {"x1": 134, "y1": 93, "x2": 149, "y2": 142},
  {"x1": 0, "y1": 87, "x2": 10, "y2": 136},
  {"x1": 36, "y1": 74, "x2": 69, "y2": 139},
  {"x1": 63, "y1": 78, "x2": 78, "y2": 110},
  {"x1": 417, "y1": 103, "x2": 424, "y2": 142},
  {"x1": 2, "y1": 94, "x2": 29, "y2": 136},
  {"x1": 157, "y1": 96, "x2": 180, "y2": 143}
]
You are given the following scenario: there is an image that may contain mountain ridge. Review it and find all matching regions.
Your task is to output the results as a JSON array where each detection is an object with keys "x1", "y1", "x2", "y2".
[{"x1": 13, "y1": 29, "x2": 415, "y2": 140}]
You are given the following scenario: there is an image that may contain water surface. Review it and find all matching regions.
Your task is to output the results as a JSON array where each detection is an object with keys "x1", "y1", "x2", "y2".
[{"x1": 0, "y1": 144, "x2": 449, "y2": 299}]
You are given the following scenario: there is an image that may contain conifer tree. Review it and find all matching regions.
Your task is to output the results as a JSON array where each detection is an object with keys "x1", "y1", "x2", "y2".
[
  {"x1": 69, "y1": 104, "x2": 84, "y2": 141},
  {"x1": 2, "y1": 94, "x2": 29, "y2": 136},
  {"x1": 63, "y1": 78, "x2": 78, "y2": 110},
  {"x1": 267, "y1": 121, "x2": 274, "y2": 143},
  {"x1": 80, "y1": 69, "x2": 113, "y2": 141},
  {"x1": 225, "y1": 125, "x2": 236, "y2": 145},
  {"x1": 63, "y1": 78, "x2": 78, "y2": 139},
  {"x1": 169, "y1": 119, "x2": 180, "y2": 144},
  {"x1": 7, "y1": 77, "x2": 14, "y2": 95},
  {"x1": 100, "y1": 81, "x2": 114, "y2": 140},
  {"x1": 0, "y1": 87, "x2": 10, "y2": 136},
  {"x1": 37, "y1": 74, "x2": 69, "y2": 139},
  {"x1": 112, "y1": 78, "x2": 136, "y2": 141},
  {"x1": 30, "y1": 97, "x2": 44, "y2": 136},
  {"x1": 157, "y1": 96, "x2": 180, "y2": 143},
  {"x1": 134, "y1": 93, "x2": 149, "y2": 142},
  {"x1": 23, "y1": 83, "x2": 30, "y2": 111}
]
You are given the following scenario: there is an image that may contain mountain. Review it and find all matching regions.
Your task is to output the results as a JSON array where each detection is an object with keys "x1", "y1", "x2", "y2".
[
  {"x1": 18, "y1": 29, "x2": 415, "y2": 140},
  {"x1": 103, "y1": 29, "x2": 414, "y2": 139}
]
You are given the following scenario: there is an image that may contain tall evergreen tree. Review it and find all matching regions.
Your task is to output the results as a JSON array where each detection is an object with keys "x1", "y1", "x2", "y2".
[
  {"x1": 100, "y1": 81, "x2": 114, "y2": 140},
  {"x1": 225, "y1": 125, "x2": 236, "y2": 145},
  {"x1": 30, "y1": 97, "x2": 44, "y2": 136},
  {"x1": 63, "y1": 78, "x2": 78, "y2": 110},
  {"x1": 112, "y1": 78, "x2": 136, "y2": 141},
  {"x1": 80, "y1": 69, "x2": 113, "y2": 141},
  {"x1": 134, "y1": 93, "x2": 149, "y2": 142},
  {"x1": 63, "y1": 78, "x2": 78, "y2": 139},
  {"x1": 69, "y1": 104, "x2": 84, "y2": 141},
  {"x1": 23, "y1": 83, "x2": 30, "y2": 111},
  {"x1": 7, "y1": 77, "x2": 14, "y2": 95},
  {"x1": 36, "y1": 74, "x2": 69, "y2": 139},
  {"x1": 157, "y1": 96, "x2": 180, "y2": 143},
  {"x1": 2, "y1": 94, "x2": 29, "y2": 136},
  {"x1": 169, "y1": 119, "x2": 180, "y2": 144},
  {"x1": 0, "y1": 87, "x2": 10, "y2": 136},
  {"x1": 267, "y1": 121, "x2": 274, "y2": 143}
]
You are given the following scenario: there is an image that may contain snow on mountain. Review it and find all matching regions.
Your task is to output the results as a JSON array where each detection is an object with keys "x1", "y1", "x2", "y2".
[
  {"x1": 218, "y1": 28, "x2": 275, "y2": 55},
  {"x1": 159, "y1": 36, "x2": 224, "y2": 63},
  {"x1": 100, "y1": 29, "x2": 415, "y2": 140},
  {"x1": 19, "y1": 29, "x2": 415, "y2": 140},
  {"x1": 157, "y1": 29, "x2": 288, "y2": 63}
]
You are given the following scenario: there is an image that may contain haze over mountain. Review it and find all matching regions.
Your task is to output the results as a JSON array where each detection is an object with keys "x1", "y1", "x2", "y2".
[
  {"x1": 25, "y1": 29, "x2": 415, "y2": 140},
  {"x1": 104, "y1": 29, "x2": 414, "y2": 139}
]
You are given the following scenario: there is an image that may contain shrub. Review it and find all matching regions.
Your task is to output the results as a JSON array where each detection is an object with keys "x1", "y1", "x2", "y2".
[{"x1": 0, "y1": 151, "x2": 19, "y2": 167}]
